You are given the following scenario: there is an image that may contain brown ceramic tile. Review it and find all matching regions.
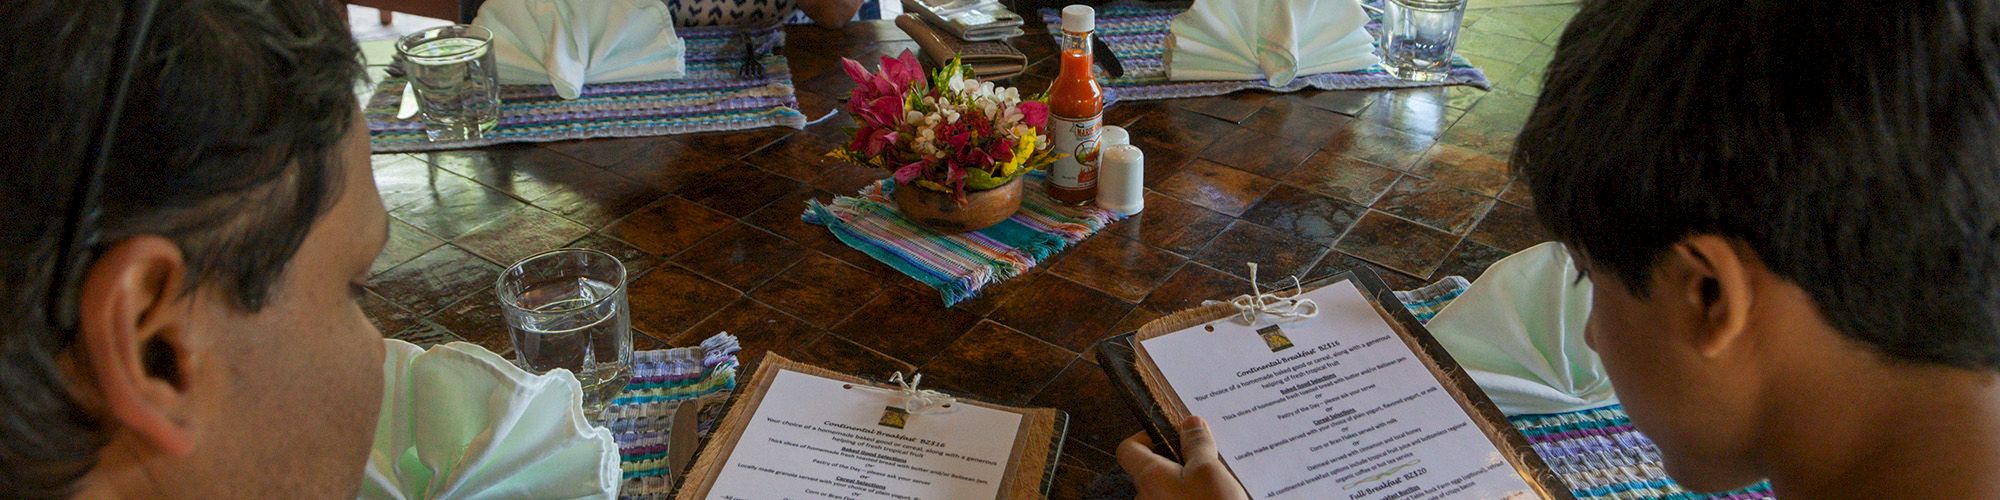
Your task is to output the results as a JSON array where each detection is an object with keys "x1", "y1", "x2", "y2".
[
  {"x1": 809, "y1": 161, "x2": 889, "y2": 196},
  {"x1": 951, "y1": 271, "x2": 1045, "y2": 317},
  {"x1": 673, "y1": 162, "x2": 804, "y2": 217},
  {"x1": 417, "y1": 147, "x2": 574, "y2": 201},
  {"x1": 1374, "y1": 176, "x2": 1497, "y2": 235},
  {"x1": 599, "y1": 140, "x2": 735, "y2": 192},
  {"x1": 1129, "y1": 136, "x2": 1198, "y2": 189},
  {"x1": 1197, "y1": 127, "x2": 1317, "y2": 178},
  {"x1": 745, "y1": 132, "x2": 845, "y2": 182},
  {"x1": 360, "y1": 290, "x2": 421, "y2": 336},
  {"x1": 540, "y1": 137, "x2": 668, "y2": 168},
  {"x1": 1101, "y1": 191, "x2": 1233, "y2": 255},
  {"x1": 919, "y1": 321, "x2": 1074, "y2": 405},
  {"x1": 1282, "y1": 151, "x2": 1401, "y2": 206},
  {"x1": 1333, "y1": 210, "x2": 1460, "y2": 278},
  {"x1": 372, "y1": 155, "x2": 490, "y2": 212},
  {"x1": 744, "y1": 188, "x2": 873, "y2": 267},
  {"x1": 1105, "y1": 101, "x2": 1170, "y2": 128},
  {"x1": 367, "y1": 245, "x2": 503, "y2": 315},
  {"x1": 1412, "y1": 143, "x2": 1512, "y2": 196},
  {"x1": 989, "y1": 274, "x2": 1135, "y2": 352},
  {"x1": 528, "y1": 174, "x2": 667, "y2": 230},
  {"x1": 1029, "y1": 361, "x2": 1144, "y2": 458},
  {"x1": 1239, "y1": 185, "x2": 1368, "y2": 247},
  {"x1": 674, "y1": 127, "x2": 794, "y2": 159},
  {"x1": 751, "y1": 252, "x2": 889, "y2": 328},
  {"x1": 1439, "y1": 108, "x2": 1522, "y2": 160},
  {"x1": 1241, "y1": 97, "x2": 1363, "y2": 145},
  {"x1": 831, "y1": 286, "x2": 981, "y2": 365},
  {"x1": 370, "y1": 218, "x2": 444, "y2": 277},
  {"x1": 1467, "y1": 201, "x2": 1553, "y2": 252},
  {"x1": 454, "y1": 207, "x2": 593, "y2": 266},
  {"x1": 563, "y1": 233, "x2": 665, "y2": 277},
  {"x1": 387, "y1": 177, "x2": 530, "y2": 240},
  {"x1": 1498, "y1": 179, "x2": 1533, "y2": 208},
  {"x1": 632, "y1": 332, "x2": 672, "y2": 351},
  {"x1": 1306, "y1": 251, "x2": 1430, "y2": 291},
  {"x1": 1048, "y1": 235, "x2": 1187, "y2": 302},
  {"x1": 1122, "y1": 108, "x2": 1239, "y2": 156},
  {"x1": 671, "y1": 222, "x2": 807, "y2": 291},
  {"x1": 678, "y1": 297, "x2": 824, "y2": 365},
  {"x1": 600, "y1": 196, "x2": 734, "y2": 256},
  {"x1": 1436, "y1": 240, "x2": 1515, "y2": 282},
  {"x1": 1356, "y1": 88, "x2": 1466, "y2": 138},
  {"x1": 795, "y1": 334, "x2": 917, "y2": 381},
  {"x1": 1175, "y1": 93, "x2": 1270, "y2": 123},
  {"x1": 625, "y1": 263, "x2": 739, "y2": 340},
  {"x1": 1139, "y1": 262, "x2": 1248, "y2": 313},
  {"x1": 1192, "y1": 221, "x2": 1330, "y2": 282},
  {"x1": 426, "y1": 288, "x2": 511, "y2": 357},
  {"x1": 1321, "y1": 119, "x2": 1437, "y2": 172},
  {"x1": 388, "y1": 321, "x2": 467, "y2": 349},
  {"x1": 1152, "y1": 159, "x2": 1279, "y2": 217},
  {"x1": 1049, "y1": 455, "x2": 1102, "y2": 500},
  {"x1": 1294, "y1": 89, "x2": 1375, "y2": 116}
]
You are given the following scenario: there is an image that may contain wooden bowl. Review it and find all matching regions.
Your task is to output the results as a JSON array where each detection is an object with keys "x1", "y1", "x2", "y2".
[{"x1": 891, "y1": 175, "x2": 1025, "y2": 233}]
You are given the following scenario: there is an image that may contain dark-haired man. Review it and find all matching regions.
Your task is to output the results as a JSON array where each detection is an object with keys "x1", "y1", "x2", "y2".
[
  {"x1": 1118, "y1": 0, "x2": 2000, "y2": 497},
  {"x1": 1, "y1": 0, "x2": 389, "y2": 496}
]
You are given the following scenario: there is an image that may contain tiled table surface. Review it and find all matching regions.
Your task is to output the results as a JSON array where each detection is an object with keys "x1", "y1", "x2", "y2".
[{"x1": 361, "y1": 2, "x2": 1575, "y2": 497}]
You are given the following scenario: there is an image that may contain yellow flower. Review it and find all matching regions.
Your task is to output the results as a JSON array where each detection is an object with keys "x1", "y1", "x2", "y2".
[{"x1": 1002, "y1": 132, "x2": 1036, "y2": 176}]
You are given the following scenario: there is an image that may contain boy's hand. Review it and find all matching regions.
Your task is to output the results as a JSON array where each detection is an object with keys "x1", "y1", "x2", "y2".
[{"x1": 1116, "y1": 416, "x2": 1249, "y2": 500}]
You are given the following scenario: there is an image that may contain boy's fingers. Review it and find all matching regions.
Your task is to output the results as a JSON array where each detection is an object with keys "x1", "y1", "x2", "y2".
[
  {"x1": 1116, "y1": 431, "x2": 1177, "y2": 475},
  {"x1": 1178, "y1": 415, "x2": 1222, "y2": 467}
]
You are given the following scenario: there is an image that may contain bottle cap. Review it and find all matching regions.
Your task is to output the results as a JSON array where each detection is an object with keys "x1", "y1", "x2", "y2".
[
  {"x1": 1061, "y1": 5, "x2": 1095, "y2": 33},
  {"x1": 1099, "y1": 125, "x2": 1129, "y2": 147}
]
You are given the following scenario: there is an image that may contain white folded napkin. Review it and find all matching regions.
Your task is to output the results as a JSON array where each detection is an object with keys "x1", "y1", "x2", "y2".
[
  {"x1": 1165, "y1": 0, "x2": 1381, "y2": 86},
  {"x1": 360, "y1": 340, "x2": 619, "y2": 500},
  {"x1": 473, "y1": 0, "x2": 688, "y2": 100},
  {"x1": 1424, "y1": 242, "x2": 1619, "y2": 415}
]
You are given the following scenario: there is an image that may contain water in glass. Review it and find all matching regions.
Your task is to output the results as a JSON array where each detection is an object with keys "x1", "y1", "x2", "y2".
[
  {"x1": 1382, "y1": 0, "x2": 1467, "y2": 82},
  {"x1": 398, "y1": 25, "x2": 500, "y2": 141},
  {"x1": 498, "y1": 249, "x2": 633, "y2": 416}
]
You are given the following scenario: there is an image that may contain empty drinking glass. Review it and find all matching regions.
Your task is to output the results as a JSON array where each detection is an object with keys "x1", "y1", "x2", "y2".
[
  {"x1": 1381, "y1": 0, "x2": 1468, "y2": 82},
  {"x1": 497, "y1": 249, "x2": 634, "y2": 416},
  {"x1": 396, "y1": 24, "x2": 500, "y2": 141}
]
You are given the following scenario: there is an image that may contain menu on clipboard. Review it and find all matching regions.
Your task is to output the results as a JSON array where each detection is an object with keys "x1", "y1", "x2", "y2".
[
  {"x1": 1118, "y1": 270, "x2": 1572, "y2": 500},
  {"x1": 675, "y1": 354, "x2": 1067, "y2": 499}
]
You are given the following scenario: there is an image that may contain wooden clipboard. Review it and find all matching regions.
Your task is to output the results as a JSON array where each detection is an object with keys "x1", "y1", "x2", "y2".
[
  {"x1": 674, "y1": 353, "x2": 1068, "y2": 499},
  {"x1": 1100, "y1": 268, "x2": 1573, "y2": 499}
]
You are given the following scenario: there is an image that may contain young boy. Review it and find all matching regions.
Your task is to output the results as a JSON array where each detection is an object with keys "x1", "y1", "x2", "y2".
[{"x1": 1118, "y1": 0, "x2": 2000, "y2": 497}]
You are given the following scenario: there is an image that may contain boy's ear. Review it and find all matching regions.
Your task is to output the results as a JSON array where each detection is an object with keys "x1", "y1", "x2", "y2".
[
  {"x1": 1665, "y1": 235, "x2": 1756, "y2": 359},
  {"x1": 71, "y1": 235, "x2": 199, "y2": 457}
]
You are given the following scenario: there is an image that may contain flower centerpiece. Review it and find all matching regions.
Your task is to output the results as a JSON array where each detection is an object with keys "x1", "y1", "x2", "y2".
[{"x1": 827, "y1": 51, "x2": 1063, "y2": 232}]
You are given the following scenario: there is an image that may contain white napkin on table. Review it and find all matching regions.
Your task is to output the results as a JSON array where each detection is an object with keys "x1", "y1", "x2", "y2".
[
  {"x1": 1165, "y1": 0, "x2": 1380, "y2": 86},
  {"x1": 473, "y1": 0, "x2": 688, "y2": 100},
  {"x1": 360, "y1": 340, "x2": 619, "y2": 500},
  {"x1": 1424, "y1": 242, "x2": 1619, "y2": 415}
]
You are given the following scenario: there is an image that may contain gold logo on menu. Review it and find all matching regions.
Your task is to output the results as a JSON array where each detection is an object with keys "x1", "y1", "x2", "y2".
[
  {"x1": 1257, "y1": 325, "x2": 1295, "y2": 353},
  {"x1": 878, "y1": 406, "x2": 910, "y2": 429}
]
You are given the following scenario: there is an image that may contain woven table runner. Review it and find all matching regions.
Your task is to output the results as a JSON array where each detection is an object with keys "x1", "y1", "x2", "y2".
[
  {"x1": 364, "y1": 25, "x2": 806, "y2": 153},
  {"x1": 1039, "y1": 0, "x2": 1490, "y2": 104},
  {"x1": 604, "y1": 334, "x2": 743, "y2": 499},
  {"x1": 802, "y1": 170, "x2": 1128, "y2": 306},
  {"x1": 1393, "y1": 278, "x2": 1776, "y2": 499}
]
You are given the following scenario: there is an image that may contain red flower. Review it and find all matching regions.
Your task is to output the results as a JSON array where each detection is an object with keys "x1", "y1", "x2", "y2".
[{"x1": 1017, "y1": 101, "x2": 1049, "y2": 129}]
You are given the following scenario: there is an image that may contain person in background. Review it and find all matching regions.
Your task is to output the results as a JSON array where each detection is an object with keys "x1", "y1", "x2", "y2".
[
  {"x1": 0, "y1": 0, "x2": 390, "y2": 496},
  {"x1": 1116, "y1": 0, "x2": 2000, "y2": 497},
  {"x1": 665, "y1": 0, "x2": 898, "y2": 29}
]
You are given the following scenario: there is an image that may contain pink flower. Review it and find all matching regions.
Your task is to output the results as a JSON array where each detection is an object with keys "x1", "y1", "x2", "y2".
[
  {"x1": 879, "y1": 51, "x2": 925, "y2": 94},
  {"x1": 893, "y1": 160, "x2": 926, "y2": 183},
  {"x1": 1017, "y1": 101, "x2": 1049, "y2": 129}
]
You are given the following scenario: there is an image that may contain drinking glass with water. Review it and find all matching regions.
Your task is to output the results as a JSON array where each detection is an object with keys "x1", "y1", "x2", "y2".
[
  {"x1": 1381, "y1": 0, "x2": 1467, "y2": 82},
  {"x1": 497, "y1": 249, "x2": 634, "y2": 416},
  {"x1": 396, "y1": 24, "x2": 500, "y2": 141}
]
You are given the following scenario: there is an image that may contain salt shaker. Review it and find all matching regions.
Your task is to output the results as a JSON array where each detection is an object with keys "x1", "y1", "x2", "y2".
[
  {"x1": 1100, "y1": 125, "x2": 1130, "y2": 148},
  {"x1": 1096, "y1": 144, "x2": 1144, "y2": 215}
]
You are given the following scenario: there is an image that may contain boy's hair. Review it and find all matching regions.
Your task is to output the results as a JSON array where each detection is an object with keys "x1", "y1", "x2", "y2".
[
  {"x1": 0, "y1": 0, "x2": 361, "y2": 495},
  {"x1": 1515, "y1": 0, "x2": 2000, "y2": 369}
]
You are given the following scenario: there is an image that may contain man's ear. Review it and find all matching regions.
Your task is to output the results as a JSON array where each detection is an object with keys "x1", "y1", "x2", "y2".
[
  {"x1": 1665, "y1": 235, "x2": 1756, "y2": 359},
  {"x1": 72, "y1": 235, "x2": 198, "y2": 456}
]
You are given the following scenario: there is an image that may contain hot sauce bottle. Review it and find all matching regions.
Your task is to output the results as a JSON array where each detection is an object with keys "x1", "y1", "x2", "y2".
[{"x1": 1047, "y1": 5, "x2": 1104, "y2": 205}]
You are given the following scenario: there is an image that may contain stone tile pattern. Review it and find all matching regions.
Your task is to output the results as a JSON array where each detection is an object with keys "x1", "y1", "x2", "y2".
[{"x1": 361, "y1": 4, "x2": 1572, "y2": 496}]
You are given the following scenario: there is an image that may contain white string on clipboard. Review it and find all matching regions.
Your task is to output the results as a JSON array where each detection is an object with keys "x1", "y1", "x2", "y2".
[
  {"x1": 1202, "y1": 262, "x2": 1320, "y2": 325},
  {"x1": 887, "y1": 372, "x2": 956, "y2": 414}
]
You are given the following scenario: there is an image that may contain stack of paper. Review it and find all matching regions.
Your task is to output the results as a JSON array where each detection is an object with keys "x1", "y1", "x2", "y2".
[{"x1": 902, "y1": 0, "x2": 1025, "y2": 42}]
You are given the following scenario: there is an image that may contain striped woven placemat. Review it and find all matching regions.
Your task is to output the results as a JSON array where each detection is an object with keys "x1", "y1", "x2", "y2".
[
  {"x1": 365, "y1": 25, "x2": 805, "y2": 153},
  {"x1": 1038, "y1": 1, "x2": 1490, "y2": 104}
]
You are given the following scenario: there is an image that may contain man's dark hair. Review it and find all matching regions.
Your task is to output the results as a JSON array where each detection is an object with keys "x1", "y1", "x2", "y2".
[
  {"x1": 0, "y1": 0, "x2": 362, "y2": 495},
  {"x1": 1515, "y1": 0, "x2": 2000, "y2": 369}
]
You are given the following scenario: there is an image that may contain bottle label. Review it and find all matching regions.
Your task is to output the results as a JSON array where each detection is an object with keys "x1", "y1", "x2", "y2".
[{"x1": 1050, "y1": 112, "x2": 1102, "y2": 190}]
